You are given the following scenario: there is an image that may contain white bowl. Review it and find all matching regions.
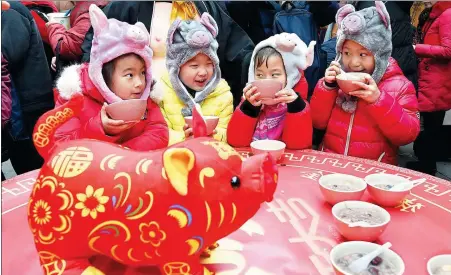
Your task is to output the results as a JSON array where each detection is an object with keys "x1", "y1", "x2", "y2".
[
  {"x1": 330, "y1": 241, "x2": 405, "y2": 275},
  {"x1": 331, "y1": 201, "x2": 390, "y2": 241},
  {"x1": 318, "y1": 174, "x2": 367, "y2": 205},
  {"x1": 250, "y1": 140, "x2": 286, "y2": 160},
  {"x1": 365, "y1": 174, "x2": 412, "y2": 207},
  {"x1": 427, "y1": 254, "x2": 451, "y2": 275}
]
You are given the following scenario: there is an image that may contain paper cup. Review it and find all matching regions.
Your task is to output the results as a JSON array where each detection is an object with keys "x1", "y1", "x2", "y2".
[{"x1": 47, "y1": 13, "x2": 70, "y2": 29}]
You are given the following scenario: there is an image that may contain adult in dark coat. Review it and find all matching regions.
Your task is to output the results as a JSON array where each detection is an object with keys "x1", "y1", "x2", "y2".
[
  {"x1": 80, "y1": 1, "x2": 255, "y2": 107},
  {"x1": 352, "y1": 1, "x2": 419, "y2": 91},
  {"x1": 1, "y1": 1, "x2": 54, "y2": 175}
]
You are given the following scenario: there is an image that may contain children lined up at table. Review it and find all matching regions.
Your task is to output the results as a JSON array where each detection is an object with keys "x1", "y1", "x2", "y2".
[{"x1": 3, "y1": 1, "x2": 451, "y2": 179}]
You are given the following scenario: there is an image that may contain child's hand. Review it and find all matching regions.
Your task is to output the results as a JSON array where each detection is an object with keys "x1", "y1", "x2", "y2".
[
  {"x1": 325, "y1": 61, "x2": 342, "y2": 84},
  {"x1": 243, "y1": 84, "x2": 262, "y2": 107},
  {"x1": 101, "y1": 103, "x2": 138, "y2": 136},
  {"x1": 274, "y1": 88, "x2": 298, "y2": 104},
  {"x1": 183, "y1": 124, "x2": 193, "y2": 138},
  {"x1": 51, "y1": 57, "x2": 57, "y2": 71},
  {"x1": 349, "y1": 74, "x2": 381, "y2": 104}
]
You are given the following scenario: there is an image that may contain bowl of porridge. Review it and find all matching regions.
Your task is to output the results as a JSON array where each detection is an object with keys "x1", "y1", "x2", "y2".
[
  {"x1": 365, "y1": 174, "x2": 412, "y2": 207},
  {"x1": 427, "y1": 254, "x2": 451, "y2": 275},
  {"x1": 330, "y1": 241, "x2": 405, "y2": 275},
  {"x1": 318, "y1": 174, "x2": 367, "y2": 205},
  {"x1": 332, "y1": 201, "x2": 390, "y2": 241}
]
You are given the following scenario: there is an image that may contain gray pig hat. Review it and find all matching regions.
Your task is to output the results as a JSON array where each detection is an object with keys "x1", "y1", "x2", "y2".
[
  {"x1": 335, "y1": 1, "x2": 392, "y2": 83},
  {"x1": 166, "y1": 13, "x2": 220, "y2": 117}
]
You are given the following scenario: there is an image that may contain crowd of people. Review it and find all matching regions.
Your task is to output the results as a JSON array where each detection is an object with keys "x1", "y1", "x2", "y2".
[{"x1": 1, "y1": 1, "x2": 450, "y2": 181}]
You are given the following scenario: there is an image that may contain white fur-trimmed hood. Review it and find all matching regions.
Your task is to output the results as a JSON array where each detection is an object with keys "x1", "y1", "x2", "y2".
[{"x1": 55, "y1": 64, "x2": 163, "y2": 104}]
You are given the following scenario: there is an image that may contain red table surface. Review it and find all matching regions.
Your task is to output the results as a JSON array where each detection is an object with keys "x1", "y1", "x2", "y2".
[{"x1": 2, "y1": 149, "x2": 451, "y2": 275}]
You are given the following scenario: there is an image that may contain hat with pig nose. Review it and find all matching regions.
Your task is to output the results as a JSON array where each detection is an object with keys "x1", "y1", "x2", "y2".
[
  {"x1": 248, "y1": 33, "x2": 316, "y2": 90},
  {"x1": 335, "y1": 1, "x2": 392, "y2": 84},
  {"x1": 166, "y1": 13, "x2": 221, "y2": 117}
]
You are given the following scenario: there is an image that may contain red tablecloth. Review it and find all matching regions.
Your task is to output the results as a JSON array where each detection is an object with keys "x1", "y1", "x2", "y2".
[{"x1": 2, "y1": 149, "x2": 451, "y2": 275}]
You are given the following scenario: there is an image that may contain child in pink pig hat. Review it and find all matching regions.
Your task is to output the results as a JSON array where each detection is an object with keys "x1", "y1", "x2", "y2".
[{"x1": 51, "y1": 4, "x2": 168, "y2": 151}]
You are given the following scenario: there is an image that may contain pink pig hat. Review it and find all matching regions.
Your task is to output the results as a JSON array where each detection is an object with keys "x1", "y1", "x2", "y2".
[
  {"x1": 88, "y1": 4, "x2": 154, "y2": 104},
  {"x1": 247, "y1": 33, "x2": 316, "y2": 89}
]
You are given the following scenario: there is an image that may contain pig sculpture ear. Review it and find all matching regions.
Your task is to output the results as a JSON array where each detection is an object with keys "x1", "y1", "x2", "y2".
[
  {"x1": 89, "y1": 4, "x2": 108, "y2": 35},
  {"x1": 163, "y1": 148, "x2": 195, "y2": 196},
  {"x1": 200, "y1": 13, "x2": 218, "y2": 38},
  {"x1": 375, "y1": 1, "x2": 390, "y2": 28},
  {"x1": 336, "y1": 4, "x2": 355, "y2": 26}
]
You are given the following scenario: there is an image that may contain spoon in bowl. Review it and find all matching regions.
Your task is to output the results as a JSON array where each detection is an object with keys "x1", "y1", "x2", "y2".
[
  {"x1": 348, "y1": 242, "x2": 392, "y2": 273},
  {"x1": 390, "y1": 178, "x2": 426, "y2": 191}
]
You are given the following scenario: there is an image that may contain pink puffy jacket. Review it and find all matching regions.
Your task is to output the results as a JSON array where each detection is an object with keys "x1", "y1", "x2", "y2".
[
  {"x1": 415, "y1": 2, "x2": 451, "y2": 112},
  {"x1": 311, "y1": 58, "x2": 420, "y2": 165}
]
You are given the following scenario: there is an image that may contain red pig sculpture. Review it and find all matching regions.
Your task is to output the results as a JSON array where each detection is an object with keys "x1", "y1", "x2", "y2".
[{"x1": 29, "y1": 93, "x2": 278, "y2": 275}]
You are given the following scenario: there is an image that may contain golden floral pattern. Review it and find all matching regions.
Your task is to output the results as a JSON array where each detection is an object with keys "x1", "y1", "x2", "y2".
[
  {"x1": 28, "y1": 176, "x2": 74, "y2": 245},
  {"x1": 139, "y1": 221, "x2": 167, "y2": 247},
  {"x1": 75, "y1": 186, "x2": 109, "y2": 219},
  {"x1": 32, "y1": 200, "x2": 52, "y2": 225}
]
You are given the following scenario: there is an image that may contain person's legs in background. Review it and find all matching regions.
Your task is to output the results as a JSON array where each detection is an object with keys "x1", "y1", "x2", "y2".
[
  {"x1": 8, "y1": 110, "x2": 45, "y2": 175},
  {"x1": 409, "y1": 110, "x2": 447, "y2": 175}
]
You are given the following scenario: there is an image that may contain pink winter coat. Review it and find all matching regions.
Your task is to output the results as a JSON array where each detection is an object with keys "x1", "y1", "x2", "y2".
[
  {"x1": 415, "y1": 2, "x2": 451, "y2": 112},
  {"x1": 47, "y1": 1, "x2": 108, "y2": 60},
  {"x1": 311, "y1": 58, "x2": 420, "y2": 165}
]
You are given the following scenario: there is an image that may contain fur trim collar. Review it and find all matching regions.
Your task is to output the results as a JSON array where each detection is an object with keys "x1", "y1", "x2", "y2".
[{"x1": 56, "y1": 64, "x2": 163, "y2": 104}]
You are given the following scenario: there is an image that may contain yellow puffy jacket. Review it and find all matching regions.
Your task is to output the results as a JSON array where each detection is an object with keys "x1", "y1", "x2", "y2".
[{"x1": 159, "y1": 73, "x2": 233, "y2": 145}]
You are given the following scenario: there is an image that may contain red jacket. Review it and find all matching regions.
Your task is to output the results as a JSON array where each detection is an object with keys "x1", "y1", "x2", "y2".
[
  {"x1": 47, "y1": 1, "x2": 107, "y2": 60},
  {"x1": 311, "y1": 58, "x2": 420, "y2": 165},
  {"x1": 53, "y1": 64, "x2": 169, "y2": 151},
  {"x1": 227, "y1": 77, "x2": 312, "y2": 150},
  {"x1": 21, "y1": 1, "x2": 58, "y2": 44},
  {"x1": 415, "y1": 2, "x2": 451, "y2": 112}
]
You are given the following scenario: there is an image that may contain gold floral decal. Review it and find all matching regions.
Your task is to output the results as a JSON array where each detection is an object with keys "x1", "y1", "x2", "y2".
[
  {"x1": 28, "y1": 176, "x2": 74, "y2": 245},
  {"x1": 75, "y1": 185, "x2": 109, "y2": 219},
  {"x1": 33, "y1": 199, "x2": 52, "y2": 225},
  {"x1": 139, "y1": 221, "x2": 167, "y2": 247}
]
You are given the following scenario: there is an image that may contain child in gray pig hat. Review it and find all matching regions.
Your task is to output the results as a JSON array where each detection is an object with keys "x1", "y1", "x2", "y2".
[
  {"x1": 310, "y1": 1, "x2": 420, "y2": 165},
  {"x1": 158, "y1": 13, "x2": 233, "y2": 146}
]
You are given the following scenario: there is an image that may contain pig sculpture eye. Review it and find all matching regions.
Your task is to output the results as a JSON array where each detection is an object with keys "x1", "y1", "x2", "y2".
[{"x1": 231, "y1": 176, "x2": 241, "y2": 189}]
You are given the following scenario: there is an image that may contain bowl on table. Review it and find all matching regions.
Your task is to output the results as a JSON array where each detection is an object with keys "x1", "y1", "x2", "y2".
[
  {"x1": 427, "y1": 254, "x2": 451, "y2": 275},
  {"x1": 331, "y1": 200, "x2": 390, "y2": 242},
  {"x1": 365, "y1": 173, "x2": 412, "y2": 207},
  {"x1": 336, "y1": 72, "x2": 368, "y2": 94},
  {"x1": 250, "y1": 140, "x2": 286, "y2": 161},
  {"x1": 251, "y1": 79, "x2": 283, "y2": 105},
  {"x1": 318, "y1": 174, "x2": 367, "y2": 205},
  {"x1": 330, "y1": 241, "x2": 405, "y2": 275},
  {"x1": 105, "y1": 99, "x2": 147, "y2": 122},
  {"x1": 184, "y1": 115, "x2": 219, "y2": 136}
]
